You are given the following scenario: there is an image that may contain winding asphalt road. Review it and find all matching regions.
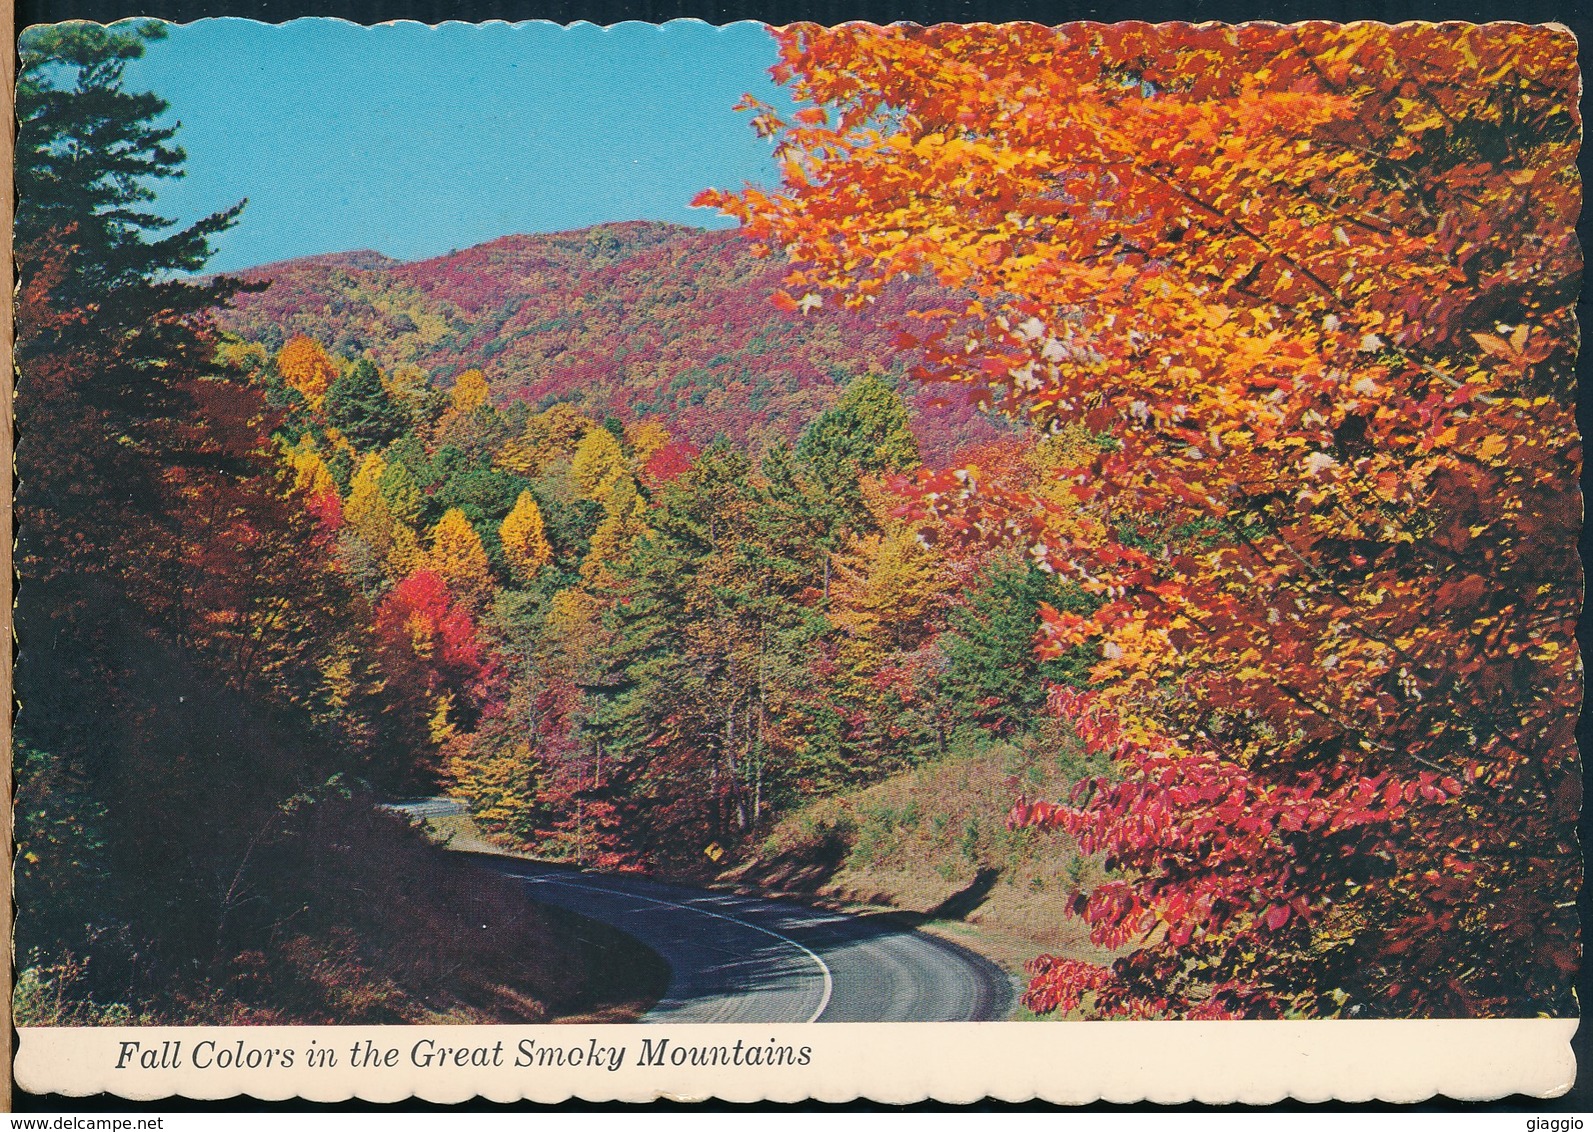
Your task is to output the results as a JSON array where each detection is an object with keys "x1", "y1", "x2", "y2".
[{"x1": 478, "y1": 856, "x2": 1015, "y2": 1024}]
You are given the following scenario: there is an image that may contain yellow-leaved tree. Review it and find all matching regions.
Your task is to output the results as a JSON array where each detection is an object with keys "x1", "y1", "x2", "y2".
[
  {"x1": 284, "y1": 435, "x2": 337, "y2": 498},
  {"x1": 580, "y1": 475, "x2": 649, "y2": 585},
  {"x1": 544, "y1": 588, "x2": 609, "y2": 678},
  {"x1": 426, "y1": 508, "x2": 493, "y2": 609},
  {"x1": 387, "y1": 363, "x2": 431, "y2": 418},
  {"x1": 624, "y1": 419, "x2": 671, "y2": 468},
  {"x1": 570, "y1": 426, "x2": 627, "y2": 504},
  {"x1": 387, "y1": 521, "x2": 423, "y2": 579},
  {"x1": 443, "y1": 738, "x2": 545, "y2": 846},
  {"x1": 275, "y1": 335, "x2": 339, "y2": 410},
  {"x1": 450, "y1": 368, "x2": 490, "y2": 414},
  {"x1": 496, "y1": 402, "x2": 595, "y2": 476},
  {"x1": 344, "y1": 452, "x2": 395, "y2": 556},
  {"x1": 829, "y1": 515, "x2": 952, "y2": 658},
  {"x1": 500, "y1": 490, "x2": 553, "y2": 584}
]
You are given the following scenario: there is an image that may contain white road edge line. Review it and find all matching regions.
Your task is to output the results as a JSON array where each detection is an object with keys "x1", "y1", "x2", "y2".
[{"x1": 521, "y1": 874, "x2": 835, "y2": 1023}]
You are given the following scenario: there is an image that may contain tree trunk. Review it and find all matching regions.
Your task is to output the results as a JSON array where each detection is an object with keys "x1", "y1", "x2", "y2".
[{"x1": 724, "y1": 700, "x2": 748, "y2": 832}]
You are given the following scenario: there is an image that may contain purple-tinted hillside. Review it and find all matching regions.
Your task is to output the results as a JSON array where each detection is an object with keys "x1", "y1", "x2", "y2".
[{"x1": 216, "y1": 221, "x2": 1015, "y2": 463}]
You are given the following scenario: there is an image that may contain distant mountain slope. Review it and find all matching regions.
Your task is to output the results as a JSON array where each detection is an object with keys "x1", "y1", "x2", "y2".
[{"x1": 216, "y1": 221, "x2": 1015, "y2": 463}]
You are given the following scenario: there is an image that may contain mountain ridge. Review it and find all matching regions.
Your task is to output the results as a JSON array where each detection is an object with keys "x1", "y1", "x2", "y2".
[{"x1": 215, "y1": 221, "x2": 1015, "y2": 463}]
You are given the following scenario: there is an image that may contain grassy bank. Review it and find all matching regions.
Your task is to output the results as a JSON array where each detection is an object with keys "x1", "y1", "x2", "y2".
[{"x1": 722, "y1": 722, "x2": 1122, "y2": 982}]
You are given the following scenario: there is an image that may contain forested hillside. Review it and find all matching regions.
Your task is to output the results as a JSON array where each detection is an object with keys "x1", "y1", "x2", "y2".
[
  {"x1": 214, "y1": 222, "x2": 1014, "y2": 465},
  {"x1": 13, "y1": 22, "x2": 660, "y2": 1026},
  {"x1": 222, "y1": 326, "x2": 1101, "y2": 870}
]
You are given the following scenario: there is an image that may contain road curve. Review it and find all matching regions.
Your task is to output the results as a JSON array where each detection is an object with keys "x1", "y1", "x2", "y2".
[{"x1": 478, "y1": 857, "x2": 1015, "y2": 1024}]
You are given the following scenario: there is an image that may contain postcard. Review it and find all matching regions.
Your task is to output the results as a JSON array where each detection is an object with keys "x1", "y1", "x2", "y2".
[{"x1": 10, "y1": 16, "x2": 1580, "y2": 1104}]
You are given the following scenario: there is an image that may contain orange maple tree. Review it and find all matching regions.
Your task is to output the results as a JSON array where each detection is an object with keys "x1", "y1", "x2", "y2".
[{"x1": 700, "y1": 21, "x2": 1581, "y2": 1017}]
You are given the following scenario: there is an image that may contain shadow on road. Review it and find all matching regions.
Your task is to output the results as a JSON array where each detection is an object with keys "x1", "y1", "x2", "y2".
[
  {"x1": 927, "y1": 867, "x2": 1001, "y2": 921},
  {"x1": 818, "y1": 866, "x2": 1001, "y2": 938}
]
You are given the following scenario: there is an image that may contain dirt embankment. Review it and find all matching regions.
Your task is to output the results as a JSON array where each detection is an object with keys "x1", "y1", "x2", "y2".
[
  {"x1": 16, "y1": 802, "x2": 667, "y2": 1027},
  {"x1": 368, "y1": 809, "x2": 669, "y2": 1025}
]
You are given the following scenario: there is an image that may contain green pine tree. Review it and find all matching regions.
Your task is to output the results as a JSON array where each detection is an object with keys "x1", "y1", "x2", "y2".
[
  {"x1": 796, "y1": 373, "x2": 920, "y2": 523},
  {"x1": 16, "y1": 22, "x2": 246, "y2": 311},
  {"x1": 938, "y1": 557, "x2": 1098, "y2": 736},
  {"x1": 589, "y1": 443, "x2": 832, "y2": 852},
  {"x1": 325, "y1": 359, "x2": 407, "y2": 451}
]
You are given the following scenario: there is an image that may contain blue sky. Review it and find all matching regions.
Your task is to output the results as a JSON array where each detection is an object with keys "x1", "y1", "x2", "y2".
[{"x1": 118, "y1": 19, "x2": 792, "y2": 272}]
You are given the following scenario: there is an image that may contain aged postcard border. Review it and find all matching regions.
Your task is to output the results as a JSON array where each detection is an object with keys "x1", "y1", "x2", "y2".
[{"x1": 7, "y1": 0, "x2": 1587, "y2": 1111}]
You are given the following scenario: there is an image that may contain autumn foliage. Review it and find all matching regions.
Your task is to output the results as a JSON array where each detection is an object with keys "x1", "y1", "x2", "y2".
[
  {"x1": 500, "y1": 490, "x2": 554, "y2": 582},
  {"x1": 277, "y1": 334, "x2": 339, "y2": 409},
  {"x1": 21, "y1": 16, "x2": 1577, "y2": 1027},
  {"x1": 699, "y1": 22, "x2": 1581, "y2": 1017},
  {"x1": 215, "y1": 222, "x2": 1014, "y2": 467},
  {"x1": 11, "y1": 23, "x2": 617, "y2": 1024}
]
